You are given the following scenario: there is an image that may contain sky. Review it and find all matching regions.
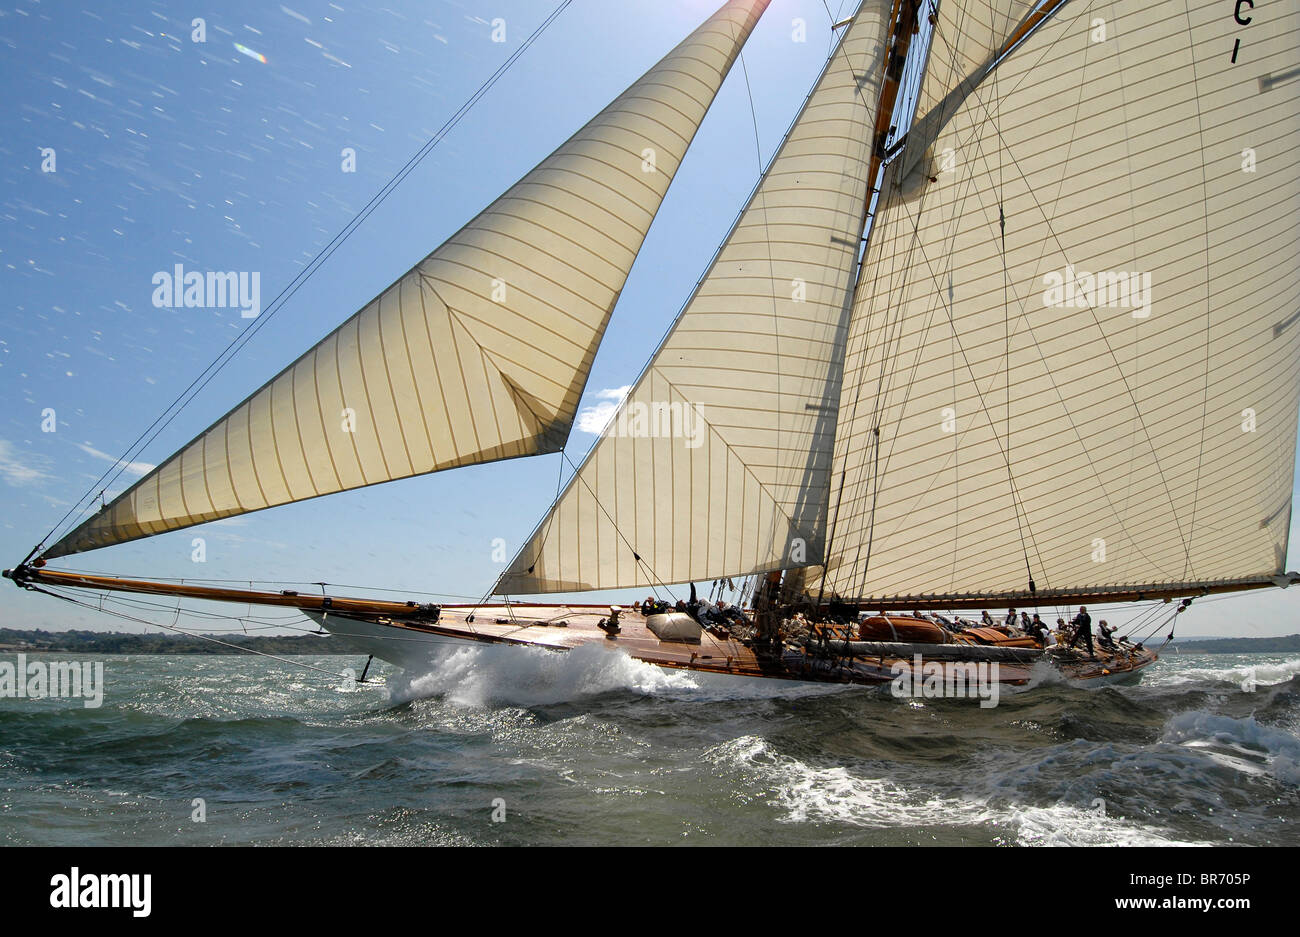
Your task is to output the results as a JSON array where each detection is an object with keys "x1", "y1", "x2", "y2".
[{"x1": 0, "y1": 0, "x2": 1297, "y2": 639}]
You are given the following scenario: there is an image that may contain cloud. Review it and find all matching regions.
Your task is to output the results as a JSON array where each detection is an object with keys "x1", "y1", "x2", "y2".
[
  {"x1": 76, "y1": 442, "x2": 155, "y2": 477},
  {"x1": 575, "y1": 385, "x2": 631, "y2": 434},
  {"x1": 0, "y1": 440, "x2": 52, "y2": 486}
]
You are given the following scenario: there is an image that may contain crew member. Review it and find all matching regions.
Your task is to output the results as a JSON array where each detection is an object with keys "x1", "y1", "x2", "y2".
[{"x1": 1069, "y1": 605, "x2": 1095, "y2": 657}]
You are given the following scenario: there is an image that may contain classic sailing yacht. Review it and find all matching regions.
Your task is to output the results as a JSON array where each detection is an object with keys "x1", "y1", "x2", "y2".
[{"x1": 8, "y1": 0, "x2": 1300, "y2": 691}]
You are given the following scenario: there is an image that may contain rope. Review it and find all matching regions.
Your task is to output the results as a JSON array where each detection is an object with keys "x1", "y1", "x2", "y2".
[
  {"x1": 37, "y1": 0, "x2": 576, "y2": 555},
  {"x1": 23, "y1": 583, "x2": 362, "y2": 682}
]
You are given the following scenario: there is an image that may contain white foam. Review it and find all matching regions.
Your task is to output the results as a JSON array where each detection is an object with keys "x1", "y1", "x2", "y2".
[
  {"x1": 385, "y1": 641, "x2": 862, "y2": 708},
  {"x1": 1150, "y1": 657, "x2": 1300, "y2": 688},
  {"x1": 706, "y1": 735, "x2": 1206, "y2": 845},
  {"x1": 1164, "y1": 710, "x2": 1300, "y2": 787},
  {"x1": 386, "y1": 642, "x2": 696, "y2": 707}
]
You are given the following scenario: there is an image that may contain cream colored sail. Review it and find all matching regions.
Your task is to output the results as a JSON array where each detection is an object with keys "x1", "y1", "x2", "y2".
[
  {"x1": 44, "y1": 0, "x2": 771, "y2": 560},
  {"x1": 497, "y1": 1, "x2": 893, "y2": 594},
  {"x1": 817, "y1": 0, "x2": 1300, "y2": 603},
  {"x1": 898, "y1": 0, "x2": 1039, "y2": 175}
]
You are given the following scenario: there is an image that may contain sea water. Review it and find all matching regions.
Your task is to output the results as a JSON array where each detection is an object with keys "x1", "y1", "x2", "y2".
[{"x1": 0, "y1": 648, "x2": 1296, "y2": 846}]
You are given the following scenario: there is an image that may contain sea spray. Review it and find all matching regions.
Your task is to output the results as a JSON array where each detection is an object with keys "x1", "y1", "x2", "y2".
[
  {"x1": 1164, "y1": 710, "x2": 1300, "y2": 787},
  {"x1": 387, "y1": 642, "x2": 701, "y2": 708}
]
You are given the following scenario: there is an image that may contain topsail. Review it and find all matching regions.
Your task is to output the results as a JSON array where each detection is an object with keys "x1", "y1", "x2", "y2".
[{"x1": 42, "y1": 0, "x2": 771, "y2": 560}]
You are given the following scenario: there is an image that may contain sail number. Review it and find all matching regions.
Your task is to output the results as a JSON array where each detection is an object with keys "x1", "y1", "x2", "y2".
[{"x1": 1231, "y1": 0, "x2": 1252, "y2": 63}]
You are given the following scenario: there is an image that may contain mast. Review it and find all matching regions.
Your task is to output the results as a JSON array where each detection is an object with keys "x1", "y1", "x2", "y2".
[
  {"x1": 816, "y1": 0, "x2": 1300, "y2": 606},
  {"x1": 890, "y1": 0, "x2": 1067, "y2": 174},
  {"x1": 786, "y1": 0, "x2": 924, "y2": 611},
  {"x1": 498, "y1": 0, "x2": 897, "y2": 596}
]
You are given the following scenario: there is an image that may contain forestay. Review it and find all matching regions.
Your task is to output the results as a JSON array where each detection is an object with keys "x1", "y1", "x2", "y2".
[
  {"x1": 43, "y1": 0, "x2": 772, "y2": 559},
  {"x1": 498, "y1": 0, "x2": 894, "y2": 594}
]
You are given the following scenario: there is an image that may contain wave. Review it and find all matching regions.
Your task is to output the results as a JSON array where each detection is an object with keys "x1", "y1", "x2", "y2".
[
  {"x1": 386, "y1": 642, "x2": 856, "y2": 708},
  {"x1": 1163, "y1": 710, "x2": 1300, "y2": 787},
  {"x1": 1150, "y1": 657, "x2": 1300, "y2": 689},
  {"x1": 705, "y1": 735, "x2": 1210, "y2": 845}
]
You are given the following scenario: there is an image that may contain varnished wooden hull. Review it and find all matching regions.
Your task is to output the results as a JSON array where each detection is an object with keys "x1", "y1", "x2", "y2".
[{"x1": 306, "y1": 605, "x2": 1158, "y2": 692}]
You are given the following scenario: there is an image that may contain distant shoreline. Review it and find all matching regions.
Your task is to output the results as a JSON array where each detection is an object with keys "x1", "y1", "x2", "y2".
[
  {"x1": 0, "y1": 628, "x2": 338, "y2": 655},
  {"x1": 1168, "y1": 634, "x2": 1300, "y2": 654},
  {"x1": 1, "y1": 628, "x2": 1297, "y2": 656}
]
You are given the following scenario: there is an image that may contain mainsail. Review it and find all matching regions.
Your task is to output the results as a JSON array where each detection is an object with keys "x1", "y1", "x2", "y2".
[
  {"x1": 817, "y1": 0, "x2": 1300, "y2": 603},
  {"x1": 42, "y1": 0, "x2": 772, "y2": 560},
  {"x1": 497, "y1": 0, "x2": 894, "y2": 594}
]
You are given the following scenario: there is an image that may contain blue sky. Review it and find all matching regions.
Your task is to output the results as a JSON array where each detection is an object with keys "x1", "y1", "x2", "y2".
[{"x1": 1, "y1": 0, "x2": 1297, "y2": 638}]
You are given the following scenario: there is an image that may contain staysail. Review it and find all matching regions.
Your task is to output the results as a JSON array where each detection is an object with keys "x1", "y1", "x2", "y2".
[
  {"x1": 42, "y1": 0, "x2": 772, "y2": 559},
  {"x1": 497, "y1": 0, "x2": 894, "y2": 594},
  {"x1": 817, "y1": 0, "x2": 1300, "y2": 603}
]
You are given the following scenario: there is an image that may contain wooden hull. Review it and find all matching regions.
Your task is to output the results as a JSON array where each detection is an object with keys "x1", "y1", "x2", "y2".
[
  {"x1": 306, "y1": 604, "x2": 1158, "y2": 692},
  {"x1": 857, "y1": 616, "x2": 948, "y2": 643}
]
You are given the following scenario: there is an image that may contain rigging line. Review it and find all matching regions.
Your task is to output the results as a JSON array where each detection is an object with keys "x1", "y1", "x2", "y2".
[
  {"x1": 921, "y1": 3, "x2": 1098, "y2": 588},
  {"x1": 735, "y1": 45, "x2": 798, "y2": 506},
  {"x1": 725, "y1": 8, "x2": 792, "y2": 543},
  {"x1": 556, "y1": 449, "x2": 679, "y2": 602},
  {"x1": 852, "y1": 185, "x2": 923, "y2": 599},
  {"x1": 840, "y1": 72, "x2": 930, "y2": 596},
  {"x1": 981, "y1": 123, "x2": 1198, "y2": 577},
  {"x1": 740, "y1": 6, "x2": 880, "y2": 500},
  {"x1": 846, "y1": 110, "x2": 1025, "y2": 596},
  {"x1": 494, "y1": 14, "x2": 881, "y2": 597},
  {"x1": 821, "y1": 0, "x2": 842, "y2": 57},
  {"x1": 852, "y1": 5, "x2": 1127, "y2": 594},
  {"x1": 844, "y1": 108, "x2": 956, "y2": 597},
  {"x1": 1132, "y1": 606, "x2": 1179, "y2": 645},
  {"x1": 832, "y1": 3, "x2": 960, "y2": 599},
  {"x1": 510, "y1": 445, "x2": 577, "y2": 584},
  {"x1": 833, "y1": 200, "x2": 893, "y2": 597},
  {"x1": 878, "y1": 0, "x2": 1047, "y2": 597},
  {"x1": 847, "y1": 54, "x2": 987, "y2": 595},
  {"x1": 46, "y1": 568, "x2": 483, "y2": 601},
  {"x1": 36, "y1": 0, "x2": 576, "y2": 554},
  {"x1": 850, "y1": 2, "x2": 950, "y2": 563},
  {"x1": 1092, "y1": 0, "x2": 1149, "y2": 547},
  {"x1": 992, "y1": 11, "x2": 1035, "y2": 593},
  {"x1": 23, "y1": 583, "x2": 359, "y2": 681},
  {"x1": 1124, "y1": 602, "x2": 1167, "y2": 637},
  {"x1": 1173, "y1": 2, "x2": 1217, "y2": 581},
  {"x1": 965, "y1": 3, "x2": 1199, "y2": 573},
  {"x1": 87, "y1": 591, "x2": 315, "y2": 627},
  {"x1": 43, "y1": 583, "x2": 503, "y2": 654}
]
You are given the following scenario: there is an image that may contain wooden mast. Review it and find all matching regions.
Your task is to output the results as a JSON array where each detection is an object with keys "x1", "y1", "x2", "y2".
[
  {"x1": 866, "y1": 0, "x2": 923, "y2": 185},
  {"x1": 779, "y1": 0, "x2": 922, "y2": 617}
]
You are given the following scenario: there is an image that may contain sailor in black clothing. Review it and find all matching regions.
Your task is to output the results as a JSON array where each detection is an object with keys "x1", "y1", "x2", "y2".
[{"x1": 1068, "y1": 605, "x2": 1095, "y2": 656}]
